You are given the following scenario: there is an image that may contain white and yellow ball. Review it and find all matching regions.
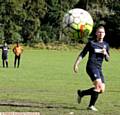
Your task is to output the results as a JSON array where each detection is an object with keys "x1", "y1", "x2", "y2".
[{"x1": 63, "y1": 8, "x2": 93, "y2": 40}]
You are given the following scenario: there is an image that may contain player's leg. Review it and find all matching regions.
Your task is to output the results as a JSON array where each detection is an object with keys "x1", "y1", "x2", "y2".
[
  {"x1": 87, "y1": 79, "x2": 102, "y2": 111},
  {"x1": 77, "y1": 87, "x2": 95, "y2": 104},
  {"x1": 93, "y1": 79, "x2": 105, "y2": 92},
  {"x1": 86, "y1": 67, "x2": 102, "y2": 111},
  {"x1": 77, "y1": 87, "x2": 95, "y2": 98},
  {"x1": 2, "y1": 59, "x2": 5, "y2": 68},
  {"x1": 17, "y1": 55, "x2": 20, "y2": 68},
  {"x1": 2, "y1": 55, "x2": 5, "y2": 68},
  {"x1": 99, "y1": 70, "x2": 105, "y2": 93},
  {"x1": 6, "y1": 59, "x2": 8, "y2": 68},
  {"x1": 77, "y1": 66, "x2": 97, "y2": 104},
  {"x1": 4, "y1": 55, "x2": 8, "y2": 68},
  {"x1": 14, "y1": 55, "x2": 17, "y2": 68},
  {"x1": 88, "y1": 71, "x2": 105, "y2": 111}
]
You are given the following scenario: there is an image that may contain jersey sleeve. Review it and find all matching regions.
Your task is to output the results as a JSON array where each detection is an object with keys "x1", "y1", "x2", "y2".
[{"x1": 79, "y1": 41, "x2": 90, "y2": 59}]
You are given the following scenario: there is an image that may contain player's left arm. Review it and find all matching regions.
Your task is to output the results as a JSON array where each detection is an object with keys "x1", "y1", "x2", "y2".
[{"x1": 103, "y1": 43, "x2": 110, "y2": 61}]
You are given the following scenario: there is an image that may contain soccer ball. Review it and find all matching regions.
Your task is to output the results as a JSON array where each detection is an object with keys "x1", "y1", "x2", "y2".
[{"x1": 63, "y1": 8, "x2": 93, "y2": 41}]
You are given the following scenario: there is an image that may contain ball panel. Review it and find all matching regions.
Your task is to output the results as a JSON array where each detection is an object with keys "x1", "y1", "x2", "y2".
[{"x1": 63, "y1": 26, "x2": 81, "y2": 39}]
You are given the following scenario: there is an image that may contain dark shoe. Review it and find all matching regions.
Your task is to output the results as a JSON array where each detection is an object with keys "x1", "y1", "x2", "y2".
[{"x1": 77, "y1": 90, "x2": 82, "y2": 104}]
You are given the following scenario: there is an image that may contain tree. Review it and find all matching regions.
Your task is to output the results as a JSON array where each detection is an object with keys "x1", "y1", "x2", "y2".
[
  {"x1": 0, "y1": 0, "x2": 120, "y2": 47},
  {"x1": 104, "y1": 0, "x2": 120, "y2": 47}
]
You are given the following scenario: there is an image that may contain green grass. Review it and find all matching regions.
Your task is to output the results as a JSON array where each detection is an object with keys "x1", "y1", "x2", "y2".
[{"x1": 0, "y1": 49, "x2": 119, "y2": 115}]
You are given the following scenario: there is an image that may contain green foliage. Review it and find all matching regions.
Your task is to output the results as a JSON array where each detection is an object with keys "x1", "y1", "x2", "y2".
[
  {"x1": 103, "y1": 0, "x2": 120, "y2": 48},
  {"x1": 0, "y1": 0, "x2": 120, "y2": 47}
]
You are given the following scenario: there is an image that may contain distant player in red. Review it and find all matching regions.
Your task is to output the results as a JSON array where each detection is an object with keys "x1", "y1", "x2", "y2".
[
  {"x1": 13, "y1": 42, "x2": 23, "y2": 68},
  {"x1": 73, "y1": 26, "x2": 110, "y2": 111}
]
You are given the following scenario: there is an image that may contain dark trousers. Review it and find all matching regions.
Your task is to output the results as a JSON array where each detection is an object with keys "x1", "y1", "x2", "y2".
[
  {"x1": 2, "y1": 59, "x2": 8, "y2": 68},
  {"x1": 2, "y1": 55, "x2": 8, "y2": 68},
  {"x1": 14, "y1": 55, "x2": 21, "y2": 68}
]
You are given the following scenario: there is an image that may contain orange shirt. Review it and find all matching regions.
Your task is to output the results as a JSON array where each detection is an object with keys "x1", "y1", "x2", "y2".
[{"x1": 13, "y1": 46, "x2": 23, "y2": 56}]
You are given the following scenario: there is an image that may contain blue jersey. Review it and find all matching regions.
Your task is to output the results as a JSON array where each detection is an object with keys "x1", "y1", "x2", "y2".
[
  {"x1": 2, "y1": 46, "x2": 9, "y2": 56},
  {"x1": 0, "y1": 45, "x2": 9, "y2": 60},
  {"x1": 79, "y1": 40, "x2": 109, "y2": 68}
]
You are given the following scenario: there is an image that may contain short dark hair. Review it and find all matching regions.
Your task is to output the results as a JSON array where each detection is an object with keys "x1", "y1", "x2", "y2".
[
  {"x1": 97, "y1": 26, "x2": 105, "y2": 29},
  {"x1": 96, "y1": 26, "x2": 105, "y2": 32}
]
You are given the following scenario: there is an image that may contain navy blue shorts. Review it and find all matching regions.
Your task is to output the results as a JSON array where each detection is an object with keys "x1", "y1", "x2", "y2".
[
  {"x1": 2, "y1": 54, "x2": 8, "y2": 60},
  {"x1": 86, "y1": 65, "x2": 105, "y2": 83}
]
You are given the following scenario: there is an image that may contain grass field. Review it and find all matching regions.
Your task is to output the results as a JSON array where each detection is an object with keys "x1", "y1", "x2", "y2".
[{"x1": 0, "y1": 48, "x2": 119, "y2": 115}]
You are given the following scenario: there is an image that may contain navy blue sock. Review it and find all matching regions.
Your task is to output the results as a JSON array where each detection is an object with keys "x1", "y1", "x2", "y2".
[
  {"x1": 89, "y1": 91, "x2": 99, "y2": 107},
  {"x1": 80, "y1": 87, "x2": 95, "y2": 97}
]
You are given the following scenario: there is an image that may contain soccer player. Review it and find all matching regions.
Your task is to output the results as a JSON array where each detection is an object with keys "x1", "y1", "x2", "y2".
[
  {"x1": 13, "y1": 42, "x2": 23, "y2": 68},
  {"x1": 0, "y1": 42, "x2": 9, "y2": 68},
  {"x1": 73, "y1": 26, "x2": 110, "y2": 111}
]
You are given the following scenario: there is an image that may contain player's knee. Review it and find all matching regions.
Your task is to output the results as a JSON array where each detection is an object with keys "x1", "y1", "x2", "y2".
[
  {"x1": 94, "y1": 88, "x2": 105, "y2": 93},
  {"x1": 99, "y1": 90, "x2": 104, "y2": 93},
  {"x1": 100, "y1": 87, "x2": 105, "y2": 93},
  {"x1": 98, "y1": 86, "x2": 105, "y2": 94},
  {"x1": 94, "y1": 84, "x2": 104, "y2": 93},
  {"x1": 94, "y1": 86, "x2": 101, "y2": 92}
]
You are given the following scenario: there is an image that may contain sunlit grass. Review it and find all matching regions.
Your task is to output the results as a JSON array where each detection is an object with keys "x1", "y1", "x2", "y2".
[{"x1": 0, "y1": 49, "x2": 119, "y2": 114}]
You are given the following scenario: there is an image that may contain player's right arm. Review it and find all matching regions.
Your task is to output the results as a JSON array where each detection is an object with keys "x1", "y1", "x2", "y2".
[
  {"x1": 73, "y1": 56, "x2": 82, "y2": 73},
  {"x1": 73, "y1": 41, "x2": 90, "y2": 73}
]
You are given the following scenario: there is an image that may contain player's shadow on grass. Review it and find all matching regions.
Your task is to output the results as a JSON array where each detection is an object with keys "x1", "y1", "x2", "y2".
[{"x1": 0, "y1": 100, "x2": 86, "y2": 110}]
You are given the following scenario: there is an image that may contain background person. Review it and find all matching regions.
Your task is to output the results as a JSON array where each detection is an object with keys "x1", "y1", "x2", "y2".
[
  {"x1": 0, "y1": 42, "x2": 9, "y2": 68},
  {"x1": 73, "y1": 26, "x2": 110, "y2": 111},
  {"x1": 13, "y1": 42, "x2": 23, "y2": 68}
]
